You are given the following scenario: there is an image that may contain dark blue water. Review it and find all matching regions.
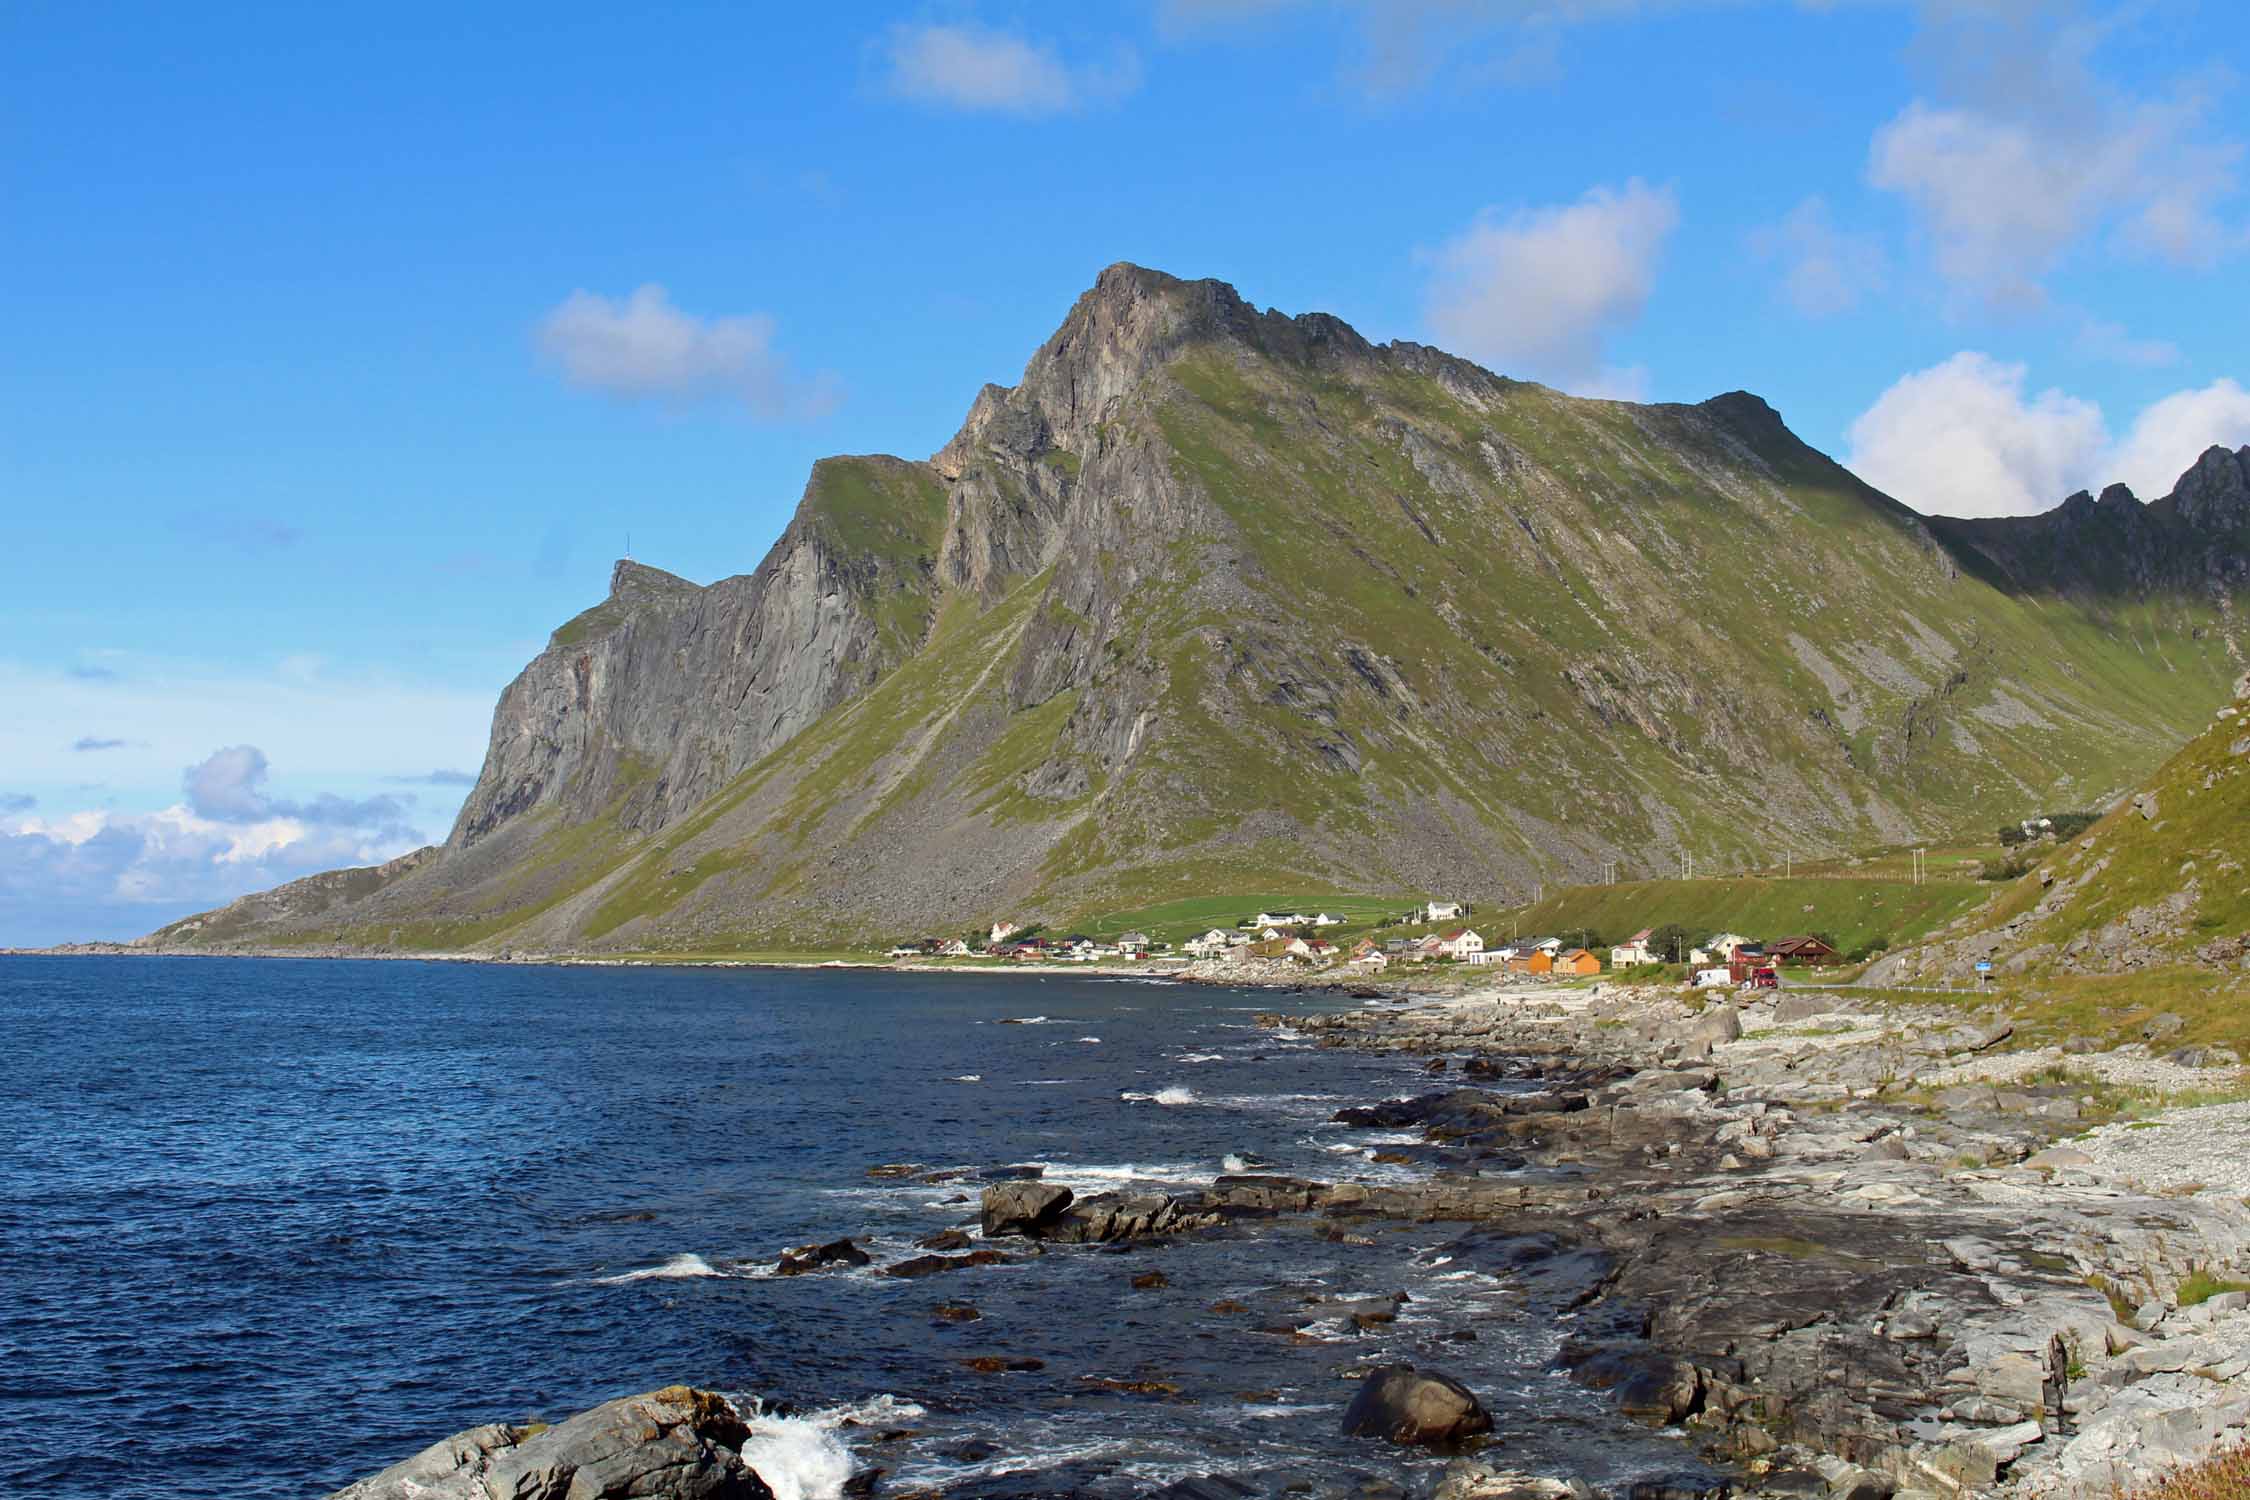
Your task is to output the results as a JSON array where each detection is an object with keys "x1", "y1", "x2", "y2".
[{"x1": 0, "y1": 957, "x2": 1707, "y2": 1498}]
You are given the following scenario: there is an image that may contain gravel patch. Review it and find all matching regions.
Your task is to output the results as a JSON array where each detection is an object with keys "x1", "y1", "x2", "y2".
[
  {"x1": 1925, "y1": 1044, "x2": 2238, "y2": 1094},
  {"x1": 2075, "y1": 1100, "x2": 2250, "y2": 1198}
]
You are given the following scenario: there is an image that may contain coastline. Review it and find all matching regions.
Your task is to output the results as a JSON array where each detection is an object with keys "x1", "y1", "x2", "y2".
[{"x1": 310, "y1": 969, "x2": 2250, "y2": 1500}]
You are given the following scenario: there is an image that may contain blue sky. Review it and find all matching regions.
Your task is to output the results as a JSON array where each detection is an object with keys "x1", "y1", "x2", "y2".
[{"x1": 4, "y1": 0, "x2": 2247, "y2": 943}]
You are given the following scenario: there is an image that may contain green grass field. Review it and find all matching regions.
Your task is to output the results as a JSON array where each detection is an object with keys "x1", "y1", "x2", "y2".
[{"x1": 1492, "y1": 875, "x2": 1995, "y2": 959}]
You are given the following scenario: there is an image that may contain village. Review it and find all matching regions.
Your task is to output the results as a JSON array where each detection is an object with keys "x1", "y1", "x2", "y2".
[{"x1": 886, "y1": 900, "x2": 1847, "y2": 988}]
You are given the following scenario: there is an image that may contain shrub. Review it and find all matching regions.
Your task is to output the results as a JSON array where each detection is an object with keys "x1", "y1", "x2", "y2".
[{"x1": 2119, "y1": 1443, "x2": 2250, "y2": 1499}]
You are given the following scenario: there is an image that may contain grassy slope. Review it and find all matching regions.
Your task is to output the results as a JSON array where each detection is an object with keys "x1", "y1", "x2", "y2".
[
  {"x1": 167, "y1": 310, "x2": 2243, "y2": 956},
  {"x1": 1498, "y1": 875, "x2": 1992, "y2": 957}
]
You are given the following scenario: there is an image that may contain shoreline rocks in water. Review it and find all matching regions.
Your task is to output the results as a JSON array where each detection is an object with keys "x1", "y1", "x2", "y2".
[
  {"x1": 1341, "y1": 1366, "x2": 1493, "y2": 1447},
  {"x1": 328, "y1": 1386, "x2": 774, "y2": 1500},
  {"x1": 324, "y1": 979, "x2": 2250, "y2": 1500},
  {"x1": 1259, "y1": 984, "x2": 2250, "y2": 1500}
]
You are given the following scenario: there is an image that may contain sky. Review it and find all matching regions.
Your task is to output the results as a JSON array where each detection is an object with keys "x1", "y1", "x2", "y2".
[{"x1": 4, "y1": 0, "x2": 2247, "y2": 944}]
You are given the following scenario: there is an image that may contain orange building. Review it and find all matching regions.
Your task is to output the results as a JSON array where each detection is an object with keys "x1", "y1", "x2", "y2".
[
  {"x1": 1510, "y1": 950, "x2": 1553, "y2": 975},
  {"x1": 1553, "y1": 948, "x2": 1602, "y2": 976}
]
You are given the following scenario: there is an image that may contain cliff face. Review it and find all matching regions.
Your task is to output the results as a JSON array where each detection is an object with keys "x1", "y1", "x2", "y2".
[{"x1": 155, "y1": 265, "x2": 2250, "y2": 953}]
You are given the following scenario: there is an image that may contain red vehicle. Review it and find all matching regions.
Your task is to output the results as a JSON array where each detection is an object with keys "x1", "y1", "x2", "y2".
[{"x1": 1747, "y1": 966, "x2": 1779, "y2": 990}]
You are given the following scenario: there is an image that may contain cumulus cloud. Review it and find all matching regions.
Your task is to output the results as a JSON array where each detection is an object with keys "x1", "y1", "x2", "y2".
[
  {"x1": 0, "y1": 794, "x2": 32, "y2": 814},
  {"x1": 184, "y1": 744, "x2": 417, "y2": 836},
  {"x1": 0, "y1": 748, "x2": 432, "y2": 946},
  {"x1": 537, "y1": 285, "x2": 842, "y2": 420},
  {"x1": 72, "y1": 737, "x2": 128, "y2": 752},
  {"x1": 879, "y1": 22, "x2": 1140, "y2": 115},
  {"x1": 2074, "y1": 315, "x2": 2179, "y2": 370},
  {"x1": 1750, "y1": 197, "x2": 1887, "y2": 317},
  {"x1": 1422, "y1": 180, "x2": 1678, "y2": 393},
  {"x1": 1868, "y1": 8, "x2": 2244, "y2": 304},
  {"x1": 1846, "y1": 356, "x2": 2250, "y2": 517},
  {"x1": 2109, "y1": 380, "x2": 2250, "y2": 501}
]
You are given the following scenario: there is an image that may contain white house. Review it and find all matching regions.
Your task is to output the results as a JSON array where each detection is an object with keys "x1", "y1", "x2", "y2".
[
  {"x1": 1254, "y1": 911, "x2": 1310, "y2": 929},
  {"x1": 1116, "y1": 931, "x2": 1152, "y2": 952},
  {"x1": 1259, "y1": 925, "x2": 1287, "y2": 942},
  {"x1": 939, "y1": 938, "x2": 972, "y2": 957},
  {"x1": 1610, "y1": 928, "x2": 1656, "y2": 968},
  {"x1": 1424, "y1": 901, "x2": 1464, "y2": 922},
  {"x1": 1183, "y1": 928, "x2": 1232, "y2": 957},
  {"x1": 1352, "y1": 949, "x2": 1389, "y2": 972},
  {"x1": 1310, "y1": 912, "x2": 1343, "y2": 927},
  {"x1": 1438, "y1": 928, "x2": 1485, "y2": 960},
  {"x1": 989, "y1": 920, "x2": 1021, "y2": 946},
  {"x1": 1694, "y1": 933, "x2": 1752, "y2": 966}
]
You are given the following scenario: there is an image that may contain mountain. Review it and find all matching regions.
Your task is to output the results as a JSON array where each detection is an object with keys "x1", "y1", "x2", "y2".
[
  {"x1": 149, "y1": 265, "x2": 2249, "y2": 954},
  {"x1": 1866, "y1": 668, "x2": 2250, "y2": 985}
]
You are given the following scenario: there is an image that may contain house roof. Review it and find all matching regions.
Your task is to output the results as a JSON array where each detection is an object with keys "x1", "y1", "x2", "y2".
[{"x1": 1628, "y1": 928, "x2": 1653, "y2": 943}]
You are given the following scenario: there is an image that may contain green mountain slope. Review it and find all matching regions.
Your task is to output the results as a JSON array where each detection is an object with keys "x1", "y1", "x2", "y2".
[
  {"x1": 149, "y1": 265, "x2": 2249, "y2": 954},
  {"x1": 1866, "y1": 672, "x2": 2250, "y2": 984}
]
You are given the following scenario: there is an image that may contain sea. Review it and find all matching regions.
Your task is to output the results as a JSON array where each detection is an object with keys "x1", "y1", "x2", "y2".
[{"x1": 0, "y1": 956, "x2": 1721, "y2": 1499}]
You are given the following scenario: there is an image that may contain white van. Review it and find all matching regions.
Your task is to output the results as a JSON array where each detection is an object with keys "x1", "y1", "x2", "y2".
[{"x1": 1693, "y1": 967, "x2": 1733, "y2": 990}]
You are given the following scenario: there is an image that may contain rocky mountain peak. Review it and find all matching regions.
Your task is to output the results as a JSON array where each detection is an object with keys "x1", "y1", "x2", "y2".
[
  {"x1": 2170, "y1": 443, "x2": 2250, "y2": 529},
  {"x1": 608, "y1": 558, "x2": 699, "y2": 602}
]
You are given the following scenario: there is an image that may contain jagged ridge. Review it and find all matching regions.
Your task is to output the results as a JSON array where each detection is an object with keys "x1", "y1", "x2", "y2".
[{"x1": 150, "y1": 265, "x2": 2249, "y2": 953}]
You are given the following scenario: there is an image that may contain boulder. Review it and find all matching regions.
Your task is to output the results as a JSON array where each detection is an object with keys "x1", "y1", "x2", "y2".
[
  {"x1": 328, "y1": 1386, "x2": 774, "y2": 1500},
  {"x1": 1684, "y1": 1006, "x2": 1741, "y2": 1047},
  {"x1": 774, "y1": 1237, "x2": 871, "y2": 1275},
  {"x1": 1341, "y1": 1365, "x2": 1493, "y2": 1446},
  {"x1": 1772, "y1": 995, "x2": 1827, "y2": 1024},
  {"x1": 979, "y1": 1180, "x2": 1073, "y2": 1237}
]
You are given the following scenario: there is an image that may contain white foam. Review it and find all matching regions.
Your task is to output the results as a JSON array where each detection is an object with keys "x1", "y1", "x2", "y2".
[
  {"x1": 950, "y1": 1074, "x2": 982, "y2": 1083},
  {"x1": 1222, "y1": 1154, "x2": 1249, "y2": 1172},
  {"x1": 593, "y1": 1252, "x2": 719, "y2": 1285},
  {"x1": 1175, "y1": 1052, "x2": 1226, "y2": 1064},
  {"x1": 998, "y1": 1015, "x2": 1054, "y2": 1024},
  {"x1": 738, "y1": 1413, "x2": 851, "y2": 1498},
  {"x1": 1120, "y1": 1085, "x2": 1198, "y2": 1105},
  {"x1": 1033, "y1": 1160, "x2": 1205, "y2": 1189},
  {"x1": 731, "y1": 1393, "x2": 931, "y2": 1500},
  {"x1": 1077, "y1": 1036, "x2": 1102, "y2": 1043}
]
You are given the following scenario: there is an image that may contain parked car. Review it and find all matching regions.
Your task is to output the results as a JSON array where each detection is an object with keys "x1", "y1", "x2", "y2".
[{"x1": 1693, "y1": 967, "x2": 1733, "y2": 989}]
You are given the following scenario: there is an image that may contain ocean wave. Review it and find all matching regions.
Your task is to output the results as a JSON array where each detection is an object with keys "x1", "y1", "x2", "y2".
[
  {"x1": 996, "y1": 1015, "x2": 1054, "y2": 1025},
  {"x1": 1076, "y1": 1036, "x2": 1101, "y2": 1044},
  {"x1": 734, "y1": 1392, "x2": 930, "y2": 1500},
  {"x1": 1120, "y1": 1086, "x2": 1198, "y2": 1106},
  {"x1": 592, "y1": 1252, "x2": 720, "y2": 1285},
  {"x1": 1175, "y1": 1052, "x2": 1226, "y2": 1064},
  {"x1": 949, "y1": 1074, "x2": 982, "y2": 1083},
  {"x1": 1033, "y1": 1160, "x2": 1206, "y2": 1189}
]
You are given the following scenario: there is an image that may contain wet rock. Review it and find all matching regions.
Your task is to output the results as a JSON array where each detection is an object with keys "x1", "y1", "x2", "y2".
[
  {"x1": 1131, "y1": 1270, "x2": 1170, "y2": 1290},
  {"x1": 1340, "y1": 1365, "x2": 1493, "y2": 1446},
  {"x1": 328, "y1": 1386, "x2": 773, "y2": 1500},
  {"x1": 774, "y1": 1237, "x2": 871, "y2": 1276},
  {"x1": 931, "y1": 1302, "x2": 981, "y2": 1323},
  {"x1": 980, "y1": 1180, "x2": 1074, "y2": 1237},
  {"x1": 866, "y1": 1163, "x2": 923, "y2": 1179},
  {"x1": 916, "y1": 1228, "x2": 973, "y2": 1251},
  {"x1": 959, "y1": 1355, "x2": 1044, "y2": 1373},
  {"x1": 883, "y1": 1249, "x2": 1012, "y2": 1278}
]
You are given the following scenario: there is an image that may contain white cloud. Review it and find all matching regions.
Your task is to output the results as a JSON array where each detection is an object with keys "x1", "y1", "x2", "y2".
[
  {"x1": 537, "y1": 285, "x2": 841, "y2": 419},
  {"x1": 1422, "y1": 180, "x2": 1678, "y2": 393},
  {"x1": 1, "y1": 762, "x2": 430, "y2": 947},
  {"x1": 1846, "y1": 356, "x2": 2250, "y2": 517},
  {"x1": 879, "y1": 22, "x2": 1140, "y2": 115},
  {"x1": 1846, "y1": 353, "x2": 2107, "y2": 517},
  {"x1": 2109, "y1": 380, "x2": 2250, "y2": 501},
  {"x1": 1866, "y1": 8, "x2": 2243, "y2": 304},
  {"x1": 1751, "y1": 196, "x2": 1887, "y2": 317}
]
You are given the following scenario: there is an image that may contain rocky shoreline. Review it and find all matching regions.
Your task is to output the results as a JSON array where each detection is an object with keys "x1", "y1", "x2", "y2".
[{"x1": 324, "y1": 980, "x2": 2250, "y2": 1500}]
